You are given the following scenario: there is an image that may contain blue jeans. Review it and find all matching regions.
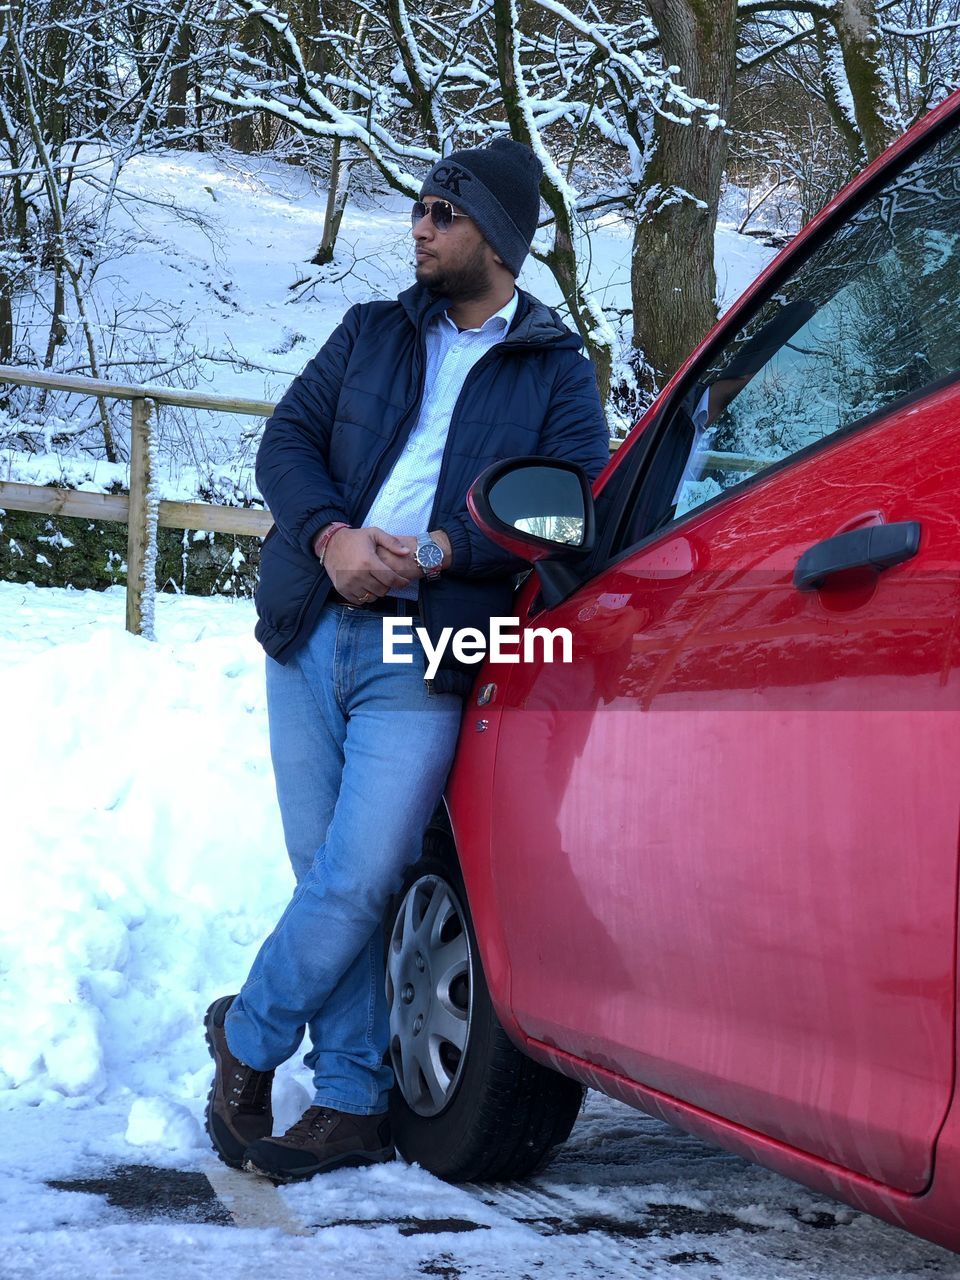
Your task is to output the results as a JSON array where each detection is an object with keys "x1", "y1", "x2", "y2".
[{"x1": 225, "y1": 603, "x2": 463, "y2": 1115}]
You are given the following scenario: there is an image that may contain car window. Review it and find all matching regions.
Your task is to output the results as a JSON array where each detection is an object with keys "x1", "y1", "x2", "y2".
[{"x1": 619, "y1": 119, "x2": 960, "y2": 546}]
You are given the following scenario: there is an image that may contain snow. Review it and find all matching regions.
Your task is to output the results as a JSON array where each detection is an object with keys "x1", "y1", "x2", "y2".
[
  {"x1": 0, "y1": 586, "x2": 282, "y2": 1103},
  {"x1": 4, "y1": 584, "x2": 960, "y2": 1277}
]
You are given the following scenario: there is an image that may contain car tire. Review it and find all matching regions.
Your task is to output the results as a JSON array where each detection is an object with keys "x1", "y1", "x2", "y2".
[{"x1": 385, "y1": 823, "x2": 585, "y2": 1181}]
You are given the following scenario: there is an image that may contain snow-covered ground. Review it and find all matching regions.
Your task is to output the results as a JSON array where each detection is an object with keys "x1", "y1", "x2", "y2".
[
  {"x1": 3, "y1": 583, "x2": 960, "y2": 1279},
  {"x1": 2, "y1": 149, "x2": 778, "y2": 502}
]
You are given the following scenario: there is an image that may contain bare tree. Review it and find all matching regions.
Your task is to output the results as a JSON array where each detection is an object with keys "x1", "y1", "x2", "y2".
[
  {"x1": 493, "y1": 0, "x2": 616, "y2": 399},
  {"x1": 880, "y1": 0, "x2": 960, "y2": 124},
  {"x1": 0, "y1": 0, "x2": 227, "y2": 458},
  {"x1": 208, "y1": 0, "x2": 724, "y2": 406},
  {"x1": 739, "y1": 1, "x2": 903, "y2": 164}
]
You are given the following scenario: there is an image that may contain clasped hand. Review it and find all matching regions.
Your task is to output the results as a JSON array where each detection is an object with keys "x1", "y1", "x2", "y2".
[{"x1": 318, "y1": 527, "x2": 421, "y2": 604}]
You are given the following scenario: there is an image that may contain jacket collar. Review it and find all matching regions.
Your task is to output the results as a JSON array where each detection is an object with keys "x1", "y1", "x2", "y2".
[{"x1": 397, "y1": 283, "x2": 583, "y2": 351}]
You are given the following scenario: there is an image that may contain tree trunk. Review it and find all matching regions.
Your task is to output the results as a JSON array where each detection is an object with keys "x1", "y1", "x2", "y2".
[
  {"x1": 229, "y1": 15, "x2": 261, "y2": 153},
  {"x1": 230, "y1": 112, "x2": 256, "y2": 153},
  {"x1": 126, "y1": 3, "x2": 160, "y2": 137},
  {"x1": 823, "y1": 0, "x2": 897, "y2": 162},
  {"x1": 312, "y1": 13, "x2": 367, "y2": 265},
  {"x1": 0, "y1": 275, "x2": 13, "y2": 365},
  {"x1": 630, "y1": 0, "x2": 738, "y2": 392},
  {"x1": 166, "y1": 20, "x2": 193, "y2": 140},
  {"x1": 291, "y1": 0, "x2": 328, "y2": 76},
  {"x1": 42, "y1": 266, "x2": 67, "y2": 368},
  {"x1": 87, "y1": 0, "x2": 113, "y2": 128},
  {"x1": 387, "y1": 0, "x2": 441, "y2": 152},
  {"x1": 194, "y1": 82, "x2": 204, "y2": 151},
  {"x1": 0, "y1": 93, "x2": 30, "y2": 249},
  {"x1": 42, "y1": 0, "x2": 72, "y2": 151},
  {"x1": 813, "y1": 19, "x2": 862, "y2": 163},
  {"x1": 314, "y1": 137, "x2": 354, "y2": 264}
]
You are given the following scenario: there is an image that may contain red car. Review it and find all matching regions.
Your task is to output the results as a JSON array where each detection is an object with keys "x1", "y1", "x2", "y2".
[{"x1": 383, "y1": 89, "x2": 960, "y2": 1252}]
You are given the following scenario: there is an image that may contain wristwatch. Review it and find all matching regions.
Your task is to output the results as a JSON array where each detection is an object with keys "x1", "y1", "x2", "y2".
[{"x1": 415, "y1": 533, "x2": 444, "y2": 580}]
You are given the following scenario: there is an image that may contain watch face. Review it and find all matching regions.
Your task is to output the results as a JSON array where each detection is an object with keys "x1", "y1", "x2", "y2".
[{"x1": 417, "y1": 540, "x2": 444, "y2": 570}]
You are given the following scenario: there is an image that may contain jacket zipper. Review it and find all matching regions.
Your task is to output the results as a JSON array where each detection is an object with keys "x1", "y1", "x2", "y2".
[{"x1": 350, "y1": 306, "x2": 439, "y2": 524}]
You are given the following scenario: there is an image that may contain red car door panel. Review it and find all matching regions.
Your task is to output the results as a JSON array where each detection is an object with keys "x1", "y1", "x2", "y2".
[{"x1": 488, "y1": 386, "x2": 960, "y2": 1193}]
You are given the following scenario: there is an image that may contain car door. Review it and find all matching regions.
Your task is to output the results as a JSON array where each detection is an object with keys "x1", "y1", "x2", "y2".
[{"x1": 486, "y1": 107, "x2": 960, "y2": 1194}]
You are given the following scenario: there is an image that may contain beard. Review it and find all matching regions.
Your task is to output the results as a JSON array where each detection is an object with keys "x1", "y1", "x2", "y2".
[{"x1": 416, "y1": 239, "x2": 493, "y2": 301}]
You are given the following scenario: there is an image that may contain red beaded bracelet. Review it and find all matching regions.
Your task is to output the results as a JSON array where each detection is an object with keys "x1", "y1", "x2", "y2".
[{"x1": 313, "y1": 522, "x2": 350, "y2": 565}]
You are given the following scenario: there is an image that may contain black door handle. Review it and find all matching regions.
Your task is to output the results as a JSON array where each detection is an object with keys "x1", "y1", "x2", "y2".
[{"x1": 794, "y1": 521, "x2": 921, "y2": 591}]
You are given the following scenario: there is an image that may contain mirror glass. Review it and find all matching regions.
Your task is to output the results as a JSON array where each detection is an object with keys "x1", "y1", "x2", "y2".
[{"x1": 487, "y1": 466, "x2": 585, "y2": 546}]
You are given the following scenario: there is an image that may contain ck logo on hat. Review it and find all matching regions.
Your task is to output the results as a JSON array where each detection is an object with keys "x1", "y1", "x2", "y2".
[{"x1": 431, "y1": 163, "x2": 471, "y2": 197}]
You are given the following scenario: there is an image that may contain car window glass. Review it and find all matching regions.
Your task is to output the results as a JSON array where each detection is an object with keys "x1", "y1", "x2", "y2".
[{"x1": 621, "y1": 121, "x2": 960, "y2": 545}]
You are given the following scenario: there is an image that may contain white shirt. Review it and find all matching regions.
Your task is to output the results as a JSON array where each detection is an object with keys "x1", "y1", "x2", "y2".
[{"x1": 363, "y1": 291, "x2": 519, "y2": 598}]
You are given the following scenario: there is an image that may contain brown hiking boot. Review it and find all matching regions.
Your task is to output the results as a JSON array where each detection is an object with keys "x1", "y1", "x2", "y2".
[
  {"x1": 243, "y1": 1105, "x2": 394, "y2": 1183},
  {"x1": 204, "y1": 994, "x2": 274, "y2": 1169}
]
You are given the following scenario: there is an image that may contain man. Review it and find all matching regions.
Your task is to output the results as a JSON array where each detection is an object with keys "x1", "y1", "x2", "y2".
[{"x1": 203, "y1": 137, "x2": 611, "y2": 1183}]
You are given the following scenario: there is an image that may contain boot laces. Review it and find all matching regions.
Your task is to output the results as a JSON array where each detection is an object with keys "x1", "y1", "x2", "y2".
[
  {"x1": 282, "y1": 1106, "x2": 336, "y2": 1147},
  {"x1": 231, "y1": 1065, "x2": 272, "y2": 1116}
]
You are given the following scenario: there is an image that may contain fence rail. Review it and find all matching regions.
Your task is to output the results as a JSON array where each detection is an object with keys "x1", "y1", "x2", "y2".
[
  {"x1": 0, "y1": 366, "x2": 275, "y2": 635},
  {"x1": 0, "y1": 364, "x2": 768, "y2": 637},
  {"x1": 0, "y1": 480, "x2": 274, "y2": 537},
  {"x1": 0, "y1": 364, "x2": 274, "y2": 416}
]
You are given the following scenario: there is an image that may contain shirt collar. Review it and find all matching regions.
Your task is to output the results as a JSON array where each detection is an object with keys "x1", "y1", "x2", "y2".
[{"x1": 440, "y1": 290, "x2": 518, "y2": 336}]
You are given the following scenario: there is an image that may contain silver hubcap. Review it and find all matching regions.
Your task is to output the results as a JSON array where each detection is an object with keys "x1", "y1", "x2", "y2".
[{"x1": 387, "y1": 873, "x2": 473, "y2": 1117}]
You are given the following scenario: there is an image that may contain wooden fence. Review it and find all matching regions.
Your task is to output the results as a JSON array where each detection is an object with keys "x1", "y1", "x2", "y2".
[
  {"x1": 0, "y1": 365, "x2": 765, "y2": 637},
  {"x1": 0, "y1": 365, "x2": 275, "y2": 634}
]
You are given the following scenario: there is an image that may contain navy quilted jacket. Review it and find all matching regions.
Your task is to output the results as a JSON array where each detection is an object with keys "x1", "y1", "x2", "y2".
[{"x1": 254, "y1": 283, "x2": 610, "y2": 694}]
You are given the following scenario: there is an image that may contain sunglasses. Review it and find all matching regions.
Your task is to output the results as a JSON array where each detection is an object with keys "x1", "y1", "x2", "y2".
[{"x1": 411, "y1": 200, "x2": 472, "y2": 231}]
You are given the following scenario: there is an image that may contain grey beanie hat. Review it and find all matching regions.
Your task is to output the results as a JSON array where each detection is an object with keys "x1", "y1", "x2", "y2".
[{"x1": 419, "y1": 138, "x2": 543, "y2": 277}]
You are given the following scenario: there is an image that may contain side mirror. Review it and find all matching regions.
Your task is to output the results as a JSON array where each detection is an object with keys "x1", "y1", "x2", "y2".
[{"x1": 467, "y1": 457, "x2": 595, "y2": 561}]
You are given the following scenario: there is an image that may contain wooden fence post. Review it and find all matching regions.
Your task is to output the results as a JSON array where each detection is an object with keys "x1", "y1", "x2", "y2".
[{"x1": 126, "y1": 396, "x2": 157, "y2": 637}]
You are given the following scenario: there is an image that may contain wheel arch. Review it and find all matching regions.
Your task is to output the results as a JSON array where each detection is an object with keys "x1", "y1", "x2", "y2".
[{"x1": 433, "y1": 793, "x2": 528, "y2": 1051}]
